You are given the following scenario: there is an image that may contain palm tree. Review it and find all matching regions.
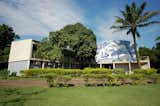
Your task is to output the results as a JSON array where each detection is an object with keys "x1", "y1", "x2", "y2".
[{"x1": 111, "y1": 2, "x2": 160, "y2": 68}]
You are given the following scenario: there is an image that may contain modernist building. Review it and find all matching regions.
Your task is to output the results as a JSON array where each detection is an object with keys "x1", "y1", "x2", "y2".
[
  {"x1": 8, "y1": 39, "x2": 37, "y2": 75},
  {"x1": 96, "y1": 40, "x2": 150, "y2": 73},
  {"x1": 8, "y1": 39, "x2": 80, "y2": 75},
  {"x1": 8, "y1": 39, "x2": 150, "y2": 75}
]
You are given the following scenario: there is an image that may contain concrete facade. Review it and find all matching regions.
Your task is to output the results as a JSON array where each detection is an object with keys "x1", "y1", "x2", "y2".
[
  {"x1": 8, "y1": 39, "x2": 80, "y2": 75},
  {"x1": 8, "y1": 39, "x2": 151, "y2": 75},
  {"x1": 8, "y1": 39, "x2": 34, "y2": 75},
  {"x1": 8, "y1": 60, "x2": 30, "y2": 75},
  {"x1": 8, "y1": 39, "x2": 33, "y2": 62},
  {"x1": 96, "y1": 40, "x2": 150, "y2": 73}
]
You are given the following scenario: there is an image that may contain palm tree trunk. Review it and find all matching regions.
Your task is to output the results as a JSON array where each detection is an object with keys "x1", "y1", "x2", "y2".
[{"x1": 132, "y1": 33, "x2": 141, "y2": 68}]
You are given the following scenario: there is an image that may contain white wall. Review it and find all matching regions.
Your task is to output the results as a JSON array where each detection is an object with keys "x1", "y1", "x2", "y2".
[
  {"x1": 8, "y1": 60, "x2": 30, "y2": 76},
  {"x1": 8, "y1": 39, "x2": 33, "y2": 62}
]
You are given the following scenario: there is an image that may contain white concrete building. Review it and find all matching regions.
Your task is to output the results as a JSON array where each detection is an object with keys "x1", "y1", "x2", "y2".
[
  {"x1": 8, "y1": 39, "x2": 36, "y2": 75},
  {"x1": 96, "y1": 40, "x2": 150, "y2": 73},
  {"x1": 8, "y1": 39, "x2": 51, "y2": 75},
  {"x1": 8, "y1": 39, "x2": 79, "y2": 75},
  {"x1": 8, "y1": 39, "x2": 150, "y2": 75}
]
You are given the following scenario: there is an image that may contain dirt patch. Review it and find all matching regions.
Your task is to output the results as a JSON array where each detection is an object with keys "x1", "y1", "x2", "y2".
[
  {"x1": 0, "y1": 79, "x2": 48, "y2": 87},
  {"x1": 0, "y1": 78, "x2": 105, "y2": 87}
]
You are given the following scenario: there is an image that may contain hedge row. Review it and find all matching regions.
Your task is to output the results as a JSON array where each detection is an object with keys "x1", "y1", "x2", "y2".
[
  {"x1": 21, "y1": 68, "x2": 160, "y2": 87},
  {"x1": 21, "y1": 68, "x2": 113, "y2": 77},
  {"x1": 21, "y1": 68, "x2": 158, "y2": 77}
]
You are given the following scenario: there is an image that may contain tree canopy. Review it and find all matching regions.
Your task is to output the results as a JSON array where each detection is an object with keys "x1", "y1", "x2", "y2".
[
  {"x1": 0, "y1": 24, "x2": 19, "y2": 63},
  {"x1": 37, "y1": 23, "x2": 97, "y2": 68}
]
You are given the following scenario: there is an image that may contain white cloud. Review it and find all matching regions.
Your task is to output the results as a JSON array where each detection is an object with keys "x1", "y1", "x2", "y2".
[
  {"x1": 0, "y1": 0, "x2": 85, "y2": 36},
  {"x1": 96, "y1": 8, "x2": 132, "y2": 43}
]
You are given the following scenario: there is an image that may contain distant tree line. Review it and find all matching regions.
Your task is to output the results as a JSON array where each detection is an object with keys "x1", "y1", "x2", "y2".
[{"x1": 139, "y1": 36, "x2": 160, "y2": 71}]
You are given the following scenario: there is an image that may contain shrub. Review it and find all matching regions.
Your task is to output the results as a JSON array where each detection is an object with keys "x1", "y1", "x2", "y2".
[
  {"x1": 0, "y1": 69, "x2": 9, "y2": 79},
  {"x1": 10, "y1": 72, "x2": 17, "y2": 77},
  {"x1": 146, "y1": 74, "x2": 160, "y2": 84},
  {"x1": 83, "y1": 74, "x2": 90, "y2": 86},
  {"x1": 21, "y1": 68, "x2": 160, "y2": 87},
  {"x1": 133, "y1": 68, "x2": 157, "y2": 75},
  {"x1": 22, "y1": 68, "x2": 83, "y2": 77},
  {"x1": 128, "y1": 74, "x2": 147, "y2": 85},
  {"x1": 84, "y1": 68, "x2": 113, "y2": 74},
  {"x1": 105, "y1": 75, "x2": 116, "y2": 86},
  {"x1": 43, "y1": 73, "x2": 58, "y2": 87},
  {"x1": 22, "y1": 68, "x2": 113, "y2": 78},
  {"x1": 145, "y1": 68, "x2": 157, "y2": 75},
  {"x1": 113, "y1": 68, "x2": 126, "y2": 74},
  {"x1": 58, "y1": 75, "x2": 72, "y2": 87}
]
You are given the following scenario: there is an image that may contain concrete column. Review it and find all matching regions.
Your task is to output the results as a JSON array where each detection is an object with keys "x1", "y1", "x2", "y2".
[
  {"x1": 42, "y1": 62, "x2": 45, "y2": 69},
  {"x1": 113, "y1": 62, "x2": 116, "y2": 69},
  {"x1": 100, "y1": 64, "x2": 102, "y2": 68},
  {"x1": 53, "y1": 63, "x2": 55, "y2": 68},
  {"x1": 27, "y1": 60, "x2": 30, "y2": 69},
  {"x1": 128, "y1": 62, "x2": 131, "y2": 74},
  {"x1": 147, "y1": 56, "x2": 151, "y2": 68}
]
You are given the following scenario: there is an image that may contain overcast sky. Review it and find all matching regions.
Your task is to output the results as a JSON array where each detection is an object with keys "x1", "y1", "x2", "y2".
[{"x1": 0, "y1": 0, "x2": 160, "y2": 48}]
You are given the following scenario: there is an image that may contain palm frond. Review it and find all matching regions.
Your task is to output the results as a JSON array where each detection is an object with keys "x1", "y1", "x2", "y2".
[
  {"x1": 137, "y1": 21, "x2": 160, "y2": 27},
  {"x1": 135, "y1": 30, "x2": 141, "y2": 37},
  {"x1": 126, "y1": 29, "x2": 131, "y2": 35},
  {"x1": 131, "y1": 2, "x2": 136, "y2": 9},
  {"x1": 131, "y1": 2, "x2": 138, "y2": 22},
  {"x1": 126, "y1": 4, "x2": 131, "y2": 13},
  {"x1": 137, "y1": 11, "x2": 160, "y2": 23},
  {"x1": 137, "y1": 2, "x2": 147, "y2": 16},
  {"x1": 110, "y1": 25, "x2": 130, "y2": 32},
  {"x1": 110, "y1": 25, "x2": 130, "y2": 29},
  {"x1": 120, "y1": 10, "x2": 126, "y2": 17},
  {"x1": 115, "y1": 16, "x2": 129, "y2": 25}
]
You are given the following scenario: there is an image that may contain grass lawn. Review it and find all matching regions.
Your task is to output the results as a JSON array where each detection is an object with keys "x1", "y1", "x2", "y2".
[{"x1": 0, "y1": 84, "x2": 160, "y2": 106}]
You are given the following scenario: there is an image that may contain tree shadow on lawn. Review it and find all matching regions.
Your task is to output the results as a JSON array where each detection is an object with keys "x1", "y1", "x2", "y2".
[{"x1": 0, "y1": 88, "x2": 46, "y2": 106}]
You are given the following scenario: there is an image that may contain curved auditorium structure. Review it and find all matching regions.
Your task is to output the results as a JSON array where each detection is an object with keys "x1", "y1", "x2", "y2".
[{"x1": 96, "y1": 40, "x2": 150, "y2": 73}]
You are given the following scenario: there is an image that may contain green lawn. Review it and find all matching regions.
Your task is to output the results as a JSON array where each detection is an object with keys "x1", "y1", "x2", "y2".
[{"x1": 0, "y1": 84, "x2": 160, "y2": 106}]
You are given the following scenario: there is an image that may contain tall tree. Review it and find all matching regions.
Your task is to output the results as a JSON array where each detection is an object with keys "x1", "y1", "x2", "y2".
[
  {"x1": 0, "y1": 24, "x2": 19, "y2": 62},
  {"x1": 111, "y1": 2, "x2": 160, "y2": 68},
  {"x1": 39, "y1": 23, "x2": 97, "y2": 68}
]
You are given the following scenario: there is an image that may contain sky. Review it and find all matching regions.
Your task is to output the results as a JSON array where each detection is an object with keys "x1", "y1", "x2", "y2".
[{"x1": 0, "y1": 0, "x2": 160, "y2": 48}]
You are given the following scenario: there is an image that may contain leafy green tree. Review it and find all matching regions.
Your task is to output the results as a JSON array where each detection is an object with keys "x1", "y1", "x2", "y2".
[
  {"x1": 49, "y1": 23, "x2": 97, "y2": 68},
  {"x1": 37, "y1": 23, "x2": 97, "y2": 68},
  {"x1": 0, "y1": 24, "x2": 19, "y2": 63},
  {"x1": 36, "y1": 38, "x2": 52, "y2": 59},
  {"x1": 36, "y1": 38, "x2": 63, "y2": 65},
  {"x1": 111, "y1": 2, "x2": 160, "y2": 68}
]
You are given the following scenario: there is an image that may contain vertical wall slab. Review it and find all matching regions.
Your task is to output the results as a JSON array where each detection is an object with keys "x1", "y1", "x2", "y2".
[{"x1": 8, "y1": 39, "x2": 33, "y2": 75}]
